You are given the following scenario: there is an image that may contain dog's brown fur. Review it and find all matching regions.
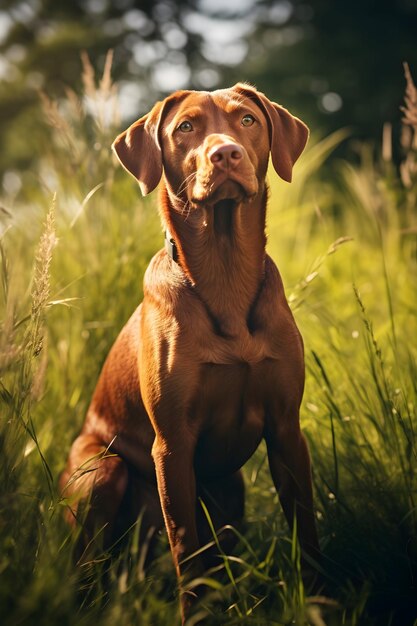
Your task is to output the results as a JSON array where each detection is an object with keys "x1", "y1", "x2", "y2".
[{"x1": 60, "y1": 83, "x2": 319, "y2": 623}]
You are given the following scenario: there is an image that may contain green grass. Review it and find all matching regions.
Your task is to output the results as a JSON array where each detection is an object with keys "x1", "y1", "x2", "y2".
[{"x1": 0, "y1": 66, "x2": 416, "y2": 625}]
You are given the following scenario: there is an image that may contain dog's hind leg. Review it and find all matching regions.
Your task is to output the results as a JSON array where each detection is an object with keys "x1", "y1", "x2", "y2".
[
  {"x1": 60, "y1": 433, "x2": 128, "y2": 557},
  {"x1": 196, "y1": 470, "x2": 245, "y2": 563}
]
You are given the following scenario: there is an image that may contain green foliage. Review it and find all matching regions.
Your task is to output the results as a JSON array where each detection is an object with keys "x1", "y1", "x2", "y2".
[
  {"x1": 1, "y1": 67, "x2": 416, "y2": 625},
  {"x1": 265, "y1": 102, "x2": 417, "y2": 623}
]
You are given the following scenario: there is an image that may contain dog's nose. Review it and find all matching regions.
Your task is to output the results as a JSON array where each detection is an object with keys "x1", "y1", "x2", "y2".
[{"x1": 209, "y1": 143, "x2": 243, "y2": 170}]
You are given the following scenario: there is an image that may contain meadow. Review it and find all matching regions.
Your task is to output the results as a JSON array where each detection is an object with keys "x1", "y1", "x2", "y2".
[{"x1": 0, "y1": 61, "x2": 416, "y2": 625}]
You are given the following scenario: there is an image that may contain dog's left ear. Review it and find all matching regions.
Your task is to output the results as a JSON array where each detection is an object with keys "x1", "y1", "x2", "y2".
[{"x1": 233, "y1": 83, "x2": 309, "y2": 183}]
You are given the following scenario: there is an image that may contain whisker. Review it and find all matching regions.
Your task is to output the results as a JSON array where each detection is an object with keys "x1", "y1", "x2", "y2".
[
  {"x1": 177, "y1": 171, "x2": 197, "y2": 197},
  {"x1": 181, "y1": 199, "x2": 192, "y2": 221}
]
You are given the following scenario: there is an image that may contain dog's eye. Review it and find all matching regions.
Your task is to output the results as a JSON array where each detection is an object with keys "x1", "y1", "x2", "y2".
[
  {"x1": 241, "y1": 114, "x2": 255, "y2": 127},
  {"x1": 178, "y1": 121, "x2": 193, "y2": 133}
]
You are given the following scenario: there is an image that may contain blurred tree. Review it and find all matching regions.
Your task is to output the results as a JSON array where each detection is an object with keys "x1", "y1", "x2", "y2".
[
  {"x1": 227, "y1": 0, "x2": 417, "y2": 144},
  {"x1": 0, "y1": 0, "x2": 211, "y2": 180},
  {"x1": 0, "y1": 0, "x2": 416, "y2": 190}
]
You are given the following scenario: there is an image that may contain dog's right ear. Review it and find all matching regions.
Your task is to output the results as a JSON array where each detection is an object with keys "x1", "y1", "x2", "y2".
[
  {"x1": 112, "y1": 91, "x2": 193, "y2": 196},
  {"x1": 112, "y1": 101, "x2": 164, "y2": 196}
]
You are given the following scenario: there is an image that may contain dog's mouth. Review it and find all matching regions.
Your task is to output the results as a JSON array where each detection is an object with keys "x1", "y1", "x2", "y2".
[
  {"x1": 191, "y1": 179, "x2": 249, "y2": 208},
  {"x1": 193, "y1": 181, "x2": 242, "y2": 237},
  {"x1": 191, "y1": 180, "x2": 252, "y2": 237},
  {"x1": 190, "y1": 178, "x2": 257, "y2": 237}
]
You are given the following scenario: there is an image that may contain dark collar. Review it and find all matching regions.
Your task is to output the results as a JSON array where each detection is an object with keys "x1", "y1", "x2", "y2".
[{"x1": 165, "y1": 229, "x2": 178, "y2": 263}]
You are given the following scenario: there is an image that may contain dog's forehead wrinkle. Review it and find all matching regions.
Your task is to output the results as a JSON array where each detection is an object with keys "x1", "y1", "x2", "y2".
[
  {"x1": 174, "y1": 91, "x2": 250, "y2": 117},
  {"x1": 176, "y1": 92, "x2": 213, "y2": 113},
  {"x1": 211, "y1": 90, "x2": 249, "y2": 112},
  {"x1": 165, "y1": 93, "x2": 214, "y2": 129},
  {"x1": 212, "y1": 92, "x2": 266, "y2": 124},
  {"x1": 175, "y1": 106, "x2": 206, "y2": 121}
]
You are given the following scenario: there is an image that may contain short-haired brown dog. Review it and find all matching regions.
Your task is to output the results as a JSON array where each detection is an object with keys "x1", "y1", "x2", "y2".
[{"x1": 61, "y1": 83, "x2": 320, "y2": 623}]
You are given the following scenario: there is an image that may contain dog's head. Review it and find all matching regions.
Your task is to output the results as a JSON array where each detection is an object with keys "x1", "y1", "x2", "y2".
[{"x1": 112, "y1": 84, "x2": 308, "y2": 207}]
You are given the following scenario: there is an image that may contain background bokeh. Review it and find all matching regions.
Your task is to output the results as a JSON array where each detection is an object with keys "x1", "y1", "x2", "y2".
[{"x1": 1, "y1": 0, "x2": 417, "y2": 183}]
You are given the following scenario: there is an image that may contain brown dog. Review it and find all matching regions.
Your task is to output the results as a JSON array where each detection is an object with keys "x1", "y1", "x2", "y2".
[{"x1": 60, "y1": 83, "x2": 320, "y2": 622}]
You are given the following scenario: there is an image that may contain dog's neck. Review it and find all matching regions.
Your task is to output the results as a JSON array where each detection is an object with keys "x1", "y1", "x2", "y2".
[{"x1": 159, "y1": 182, "x2": 268, "y2": 337}]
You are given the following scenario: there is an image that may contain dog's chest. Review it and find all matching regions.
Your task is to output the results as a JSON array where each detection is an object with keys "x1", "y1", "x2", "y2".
[{"x1": 192, "y1": 362, "x2": 267, "y2": 477}]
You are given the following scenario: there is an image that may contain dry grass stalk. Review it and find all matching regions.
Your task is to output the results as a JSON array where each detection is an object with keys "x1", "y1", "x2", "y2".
[
  {"x1": 32, "y1": 198, "x2": 56, "y2": 320},
  {"x1": 80, "y1": 50, "x2": 96, "y2": 100},
  {"x1": 29, "y1": 197, "x2": 56, "y2": 370},
  {"x1": 99, "y1": 48, "x2": 114, "y2": 97},
  {"x1": 382, "y1": 122, "x2": 392, "y2": 163},
  {"x1": 40, "y1": 91, "x2": 73, "y2": 135},
  {"x1": 16, "y1": 197, "x2": 56, "y2": 405},
  {"x1": 401, "y1": 62, "x2": 417, "y2": 136},
  {"x1": 81, "y1": 49, "x2": 120, "y2": 131},
  {"x1": 400, "y1": 62, "x2": 417, "y2": 189},
  {"x1": 40, "y1": 91, "x2": 84, "y2": 163}
]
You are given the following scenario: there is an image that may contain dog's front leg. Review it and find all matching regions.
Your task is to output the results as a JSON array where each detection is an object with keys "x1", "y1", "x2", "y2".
[
  {"x1": 152, "y1": 435, "x2": 203, "y2": 622},
  {"x1": 265, "y1": 415, "x2": 320, "y2": 582}
]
